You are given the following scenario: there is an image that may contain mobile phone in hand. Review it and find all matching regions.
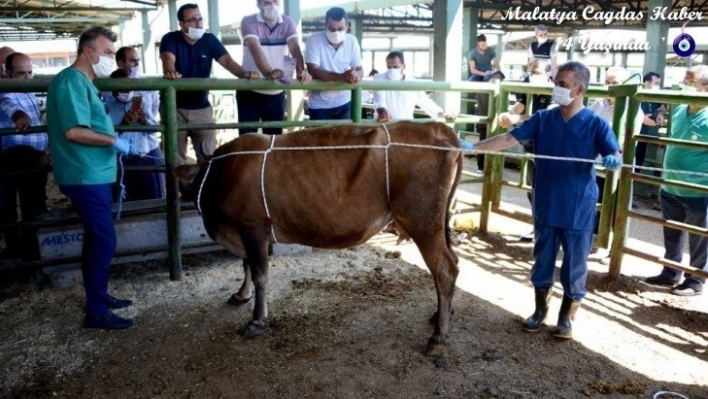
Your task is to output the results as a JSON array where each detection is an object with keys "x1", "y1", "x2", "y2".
[{"x1": 130, "y1": 96, "x2": 143, "y2": 112}]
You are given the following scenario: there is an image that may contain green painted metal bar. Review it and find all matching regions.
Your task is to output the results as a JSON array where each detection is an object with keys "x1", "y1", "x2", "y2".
[
  {"x1": 596, "y1": 92, "x2": 631, "y2": 250},
  {"x1": 0, "y1": 77, "x2": 499, "y2": 94},
  {"x1": 634, "y1": 135, "x2": 708, "y2": 150},
  {"x1": 632, "y1": 173, "x2": 708, "y2": 194},
  {"x1": 633, "y1": 89, "x2": 708, "y2": 106},
  {"x1": 609, "y1": 93, "x2": 641, "y2": 278},
  {"x1": 351, "y1": 87, "x2": 363, "y2": 123},
  {"x1": 163, "y1": 87, "x2": 182, "y2": 281}
]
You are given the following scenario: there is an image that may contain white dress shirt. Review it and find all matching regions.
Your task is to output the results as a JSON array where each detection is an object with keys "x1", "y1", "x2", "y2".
[{"x1": 372, "y1": 72, "x2": 443, "y2": 120}]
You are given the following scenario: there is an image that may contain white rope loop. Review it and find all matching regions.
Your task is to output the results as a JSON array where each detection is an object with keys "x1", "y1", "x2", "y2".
[
  {"x1": 380, "y1": 124, "x2": 392, "y2": 203},
  {"x1": 261, "y1": 135, "x2": 277, "y2": 243},
  {"x1": 115, "y1": 153, "x2": 126, "y2": 220}
]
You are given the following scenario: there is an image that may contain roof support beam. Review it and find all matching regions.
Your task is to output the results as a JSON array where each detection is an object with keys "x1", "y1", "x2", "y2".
[
  {"x1": 0, "y1": 6, "x2": 154, "y2": 12},
  {"x1": 433, "y1": 0, "x2": 463, "y2": 113},
  {"x1": 644, "y1": 0, "x2": 671, "y2": 80}
]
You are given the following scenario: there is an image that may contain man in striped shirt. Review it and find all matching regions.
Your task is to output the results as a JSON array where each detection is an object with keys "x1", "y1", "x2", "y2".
[
  {"x1": 0, "y1": 52, "x2": 49, "y2": 259},
  {"x1": 238, "y1": 0, "x2": 311, "y2": 135}
]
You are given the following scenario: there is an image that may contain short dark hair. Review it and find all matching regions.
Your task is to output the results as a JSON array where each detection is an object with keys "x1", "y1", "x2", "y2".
[
  {"x1": 115, "y1": 46, "x2": 135, "y2": 64},
  {"x1": 4, "y1": 52, "x2": 26, "y2": 73},
  {"x1": 477, "y1": 34, "x2": 487, "y2": 42},
  {"x1": 386, "y1": 51, "x2": 405, "y2": 64},
  {"x1": 557, "y1": 60, "x2": 590, "y2": 91},
  {"x1": 110, "y1": 68, "x2": 130, "y2": 79},
  {"x1": 77, "y1": 26, "x2": 117, "y2": 54},
  {"x1": 178, "y1": 3, "x2": 199, "y2": 22},
  {"x1": 325, "y1": 7, "x2": 347, "y2": 23},
  {"x1": 643, "y1": 72, "x2": 661, "y2": 83}
]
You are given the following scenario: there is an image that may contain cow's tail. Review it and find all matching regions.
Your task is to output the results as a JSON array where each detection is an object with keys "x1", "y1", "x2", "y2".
[{"x1": 444, "y1": 147, "x2": 464, "y2": 259}]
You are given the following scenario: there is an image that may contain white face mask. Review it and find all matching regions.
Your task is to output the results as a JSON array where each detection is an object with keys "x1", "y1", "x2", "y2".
[
  {"x1": 326, "y1": 30, "x2": 346, "y2": 45},
  {"x1": 115, "y1": 92, "x2": 134, "y2": 103},
  {"x1": 552, "y1": 85, "x2": 576, "y2": 106},
  {"x1": 683, "y1": 85, "x2": 698, "y2": 92},
  {"x1": 262, "y1": 5, "x2": 280, "y2": 20},
  {"x1": 649, "y1": 85, "x2": 660, "y2": 90},
  {"x1": 537, "y1": 37, "x2": 548, "y2": 45},
  {"x1": 385, "y1": 68, "x2": 403, "y2": 81},
  {"x1": 92, "y1": 54, "x2": 116, "y2": 78},
  {"x1": 129, "y1": 65, "x2": 141, "y2": 78},
  {"x1": 185, "y1": 27, "x2": 205, "y2": 41}
]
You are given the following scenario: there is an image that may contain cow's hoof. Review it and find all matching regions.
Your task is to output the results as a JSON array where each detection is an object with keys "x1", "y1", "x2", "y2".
[
  {"x1": 424, "y1": 340, "x2": 447, "y2": 357},
  {"x1": 243, "y1": 321, "x2": 265, "y2": 337},
  {"x1": 227, "y1": 294, "x2": 251, "y2": 306}
]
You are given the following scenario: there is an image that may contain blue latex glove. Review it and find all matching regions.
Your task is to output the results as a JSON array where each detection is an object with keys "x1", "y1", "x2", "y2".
[
  {"x1": 460, "y1": 139, "x2": 475, "y2": 151},
  {"x1": 602, "y1": 155, "x2": 622, "y2": 171},
  {"x1": 113, "y1": 137, "x2": 131, "y2": 155}
]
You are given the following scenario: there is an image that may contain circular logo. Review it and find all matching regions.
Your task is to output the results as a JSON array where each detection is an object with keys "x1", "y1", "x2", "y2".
[{"x1": 673, "y1": 33, "x2": 696, "y2": 58}]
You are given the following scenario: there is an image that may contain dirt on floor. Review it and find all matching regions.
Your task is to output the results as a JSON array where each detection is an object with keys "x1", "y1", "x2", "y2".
[{"x1": 1, "y1": 224, "x2": 706, "y2": 399}]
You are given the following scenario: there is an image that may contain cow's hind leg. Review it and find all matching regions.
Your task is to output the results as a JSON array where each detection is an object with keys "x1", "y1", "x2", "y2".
[
  {"x1": 239, "y1": 231, "x2": 271, "y2": 337},
  {"x1": 413, "y1": 234, "x2": 459, "y2": 356},
  {"x1": 227, "y1": 259, "x2": 253, "y2": 306}
]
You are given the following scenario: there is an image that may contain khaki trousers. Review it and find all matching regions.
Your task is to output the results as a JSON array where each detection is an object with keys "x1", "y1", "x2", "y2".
[{"x1": 176, "y1": 106, "x2": 216, "y2": 165}]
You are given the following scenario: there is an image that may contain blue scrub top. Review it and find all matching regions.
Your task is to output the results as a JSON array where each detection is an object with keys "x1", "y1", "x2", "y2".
[{"x1": 511, "y1": 107, "x2": 621, "y2": 230}]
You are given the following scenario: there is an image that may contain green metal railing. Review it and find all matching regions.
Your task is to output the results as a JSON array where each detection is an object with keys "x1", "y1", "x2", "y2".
[
  {"x1": 0, "y1": 76, "x2": 496, "y2": 279},
  {"x1": 608, "y1": 87, "x2": 708, "y2": 280}
]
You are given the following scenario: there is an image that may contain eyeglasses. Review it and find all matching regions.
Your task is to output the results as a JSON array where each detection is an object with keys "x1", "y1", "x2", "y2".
[{"x1": 182, "y1": 17, "x2": 203, "y2": 25}]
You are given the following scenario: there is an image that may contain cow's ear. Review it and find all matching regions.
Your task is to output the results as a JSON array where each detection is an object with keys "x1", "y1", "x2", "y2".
[{"x1": 173, "y1": 164, "x2": 201, "y2": 183}]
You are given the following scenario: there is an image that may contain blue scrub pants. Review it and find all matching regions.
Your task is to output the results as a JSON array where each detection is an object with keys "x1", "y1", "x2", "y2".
[
  {"x1": 658, "y1": 190, "x2": 708, "y2": 287},
  {"x1": 531, "y1": 222, "x2": 593, "y2": 301},
  {"x1": 60, "y1": 184, "x2": 116, "y2": 317}
]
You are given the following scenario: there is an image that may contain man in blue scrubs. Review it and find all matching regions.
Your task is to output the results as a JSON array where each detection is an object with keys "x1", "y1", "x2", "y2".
[{"x1": 466, "y1": 61, "x2": 622, "y2": 339}]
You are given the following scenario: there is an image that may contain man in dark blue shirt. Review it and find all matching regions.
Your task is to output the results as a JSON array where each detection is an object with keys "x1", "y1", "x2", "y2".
[
  {"x1": 160, "y1": 3, "x2": 257, "y2": 165},
  {"x1": 635, "y1": 72, "x2": 666, "y2": 169}
]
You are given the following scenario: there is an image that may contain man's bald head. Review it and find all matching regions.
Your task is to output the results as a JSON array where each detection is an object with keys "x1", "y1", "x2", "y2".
[
  {"x1": 0, "y1": 46, "x2": 16, "y2": 77},
  {"x1": 5, "y1": 53, "x2": 33, "y2": 79}
]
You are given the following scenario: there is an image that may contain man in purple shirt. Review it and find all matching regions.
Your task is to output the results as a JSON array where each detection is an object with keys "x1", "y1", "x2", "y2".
[{"x1": 239, "y1": 0, "x2": 311, "y2": 135}]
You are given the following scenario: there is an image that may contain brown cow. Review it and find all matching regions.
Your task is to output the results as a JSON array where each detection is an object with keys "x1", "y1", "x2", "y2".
[{"x1": 176, "y1": 121, "x2": 463, "y2": 356}]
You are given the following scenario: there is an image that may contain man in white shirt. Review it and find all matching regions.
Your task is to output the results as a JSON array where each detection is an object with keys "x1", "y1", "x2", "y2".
[
  {"x1": 305, "y1": 7, "x2": 363, "y2": 120},
  {"x1": 373, "y1": 51, "x2": 455, "y2": 122}
]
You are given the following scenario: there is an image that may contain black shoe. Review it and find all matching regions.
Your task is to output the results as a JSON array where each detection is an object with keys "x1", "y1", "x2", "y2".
[
  {"x1": 671, "y1": 282, "x2": 703, "y2": 297},
  {"x1": 645, "y1": 274, "x2": 679, "y2": 286},
  {"x1": 107, "y1": 295, "x2": 133, "y2": 309},
  {"x1": 84, "y1": 310, "x2": 133, "y2": 330}
]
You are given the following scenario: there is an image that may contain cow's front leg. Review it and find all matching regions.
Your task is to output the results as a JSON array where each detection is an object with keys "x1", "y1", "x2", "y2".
[
  {"x1": 227, "y1": 259, "x2": 253, "y2": 306},
  {"x1": 239, "y1": 231, "x2": 270, "y2": 337}
]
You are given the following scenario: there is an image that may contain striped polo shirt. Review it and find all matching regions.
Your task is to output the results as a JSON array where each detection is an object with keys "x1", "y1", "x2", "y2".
[{"x1": 241, "y1": 12, "x2": 298, "y2": 95}]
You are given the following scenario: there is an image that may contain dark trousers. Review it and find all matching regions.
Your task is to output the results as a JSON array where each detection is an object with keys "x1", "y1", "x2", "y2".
[
  {"x1": 115, "y1": 148, "x2": 165, "y2": 202},
  {"x1": 635, "y1": 141, "x2": 649, "y2": 169},
  {"x1": 308, "y1": 102, "x2": 352, "y2": 121},
  {"x1": 236, "y1": 90, "x2": 286, "y2": 135},
  {"x1": 0, "y1": 146, "x2": 48, "y2": 257},
  {"x1": 531, "y1": 223, "x2": 593, "y2": 301},
  {"x1": 658, "y1": 190, "x2": 708, "y2": 287},
  {"x1": 476, "y1": 125, "x2": 487, "y2": 171},
  {"x1": 60, "y1": 184, "x2": 116, "y2": 317}
]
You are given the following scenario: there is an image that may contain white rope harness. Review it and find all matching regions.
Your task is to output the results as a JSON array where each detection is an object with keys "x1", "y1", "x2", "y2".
[
  {"x1": 194, "y1": 138, "x2": 708, "y2": 231},
  {"x1": 115, "y1": 154, "x2": 126, "y2": 220},
  {"x1": 261, "y1": 135, "x2": 277, "y2": 242}
]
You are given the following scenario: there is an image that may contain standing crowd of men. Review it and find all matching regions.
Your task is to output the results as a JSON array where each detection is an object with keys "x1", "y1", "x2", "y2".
[{"x1": 0, "y1": 5, "x2": 705, "y2": 337}]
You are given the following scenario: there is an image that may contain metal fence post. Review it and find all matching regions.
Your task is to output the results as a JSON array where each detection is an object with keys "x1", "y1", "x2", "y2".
[
  {"x1": 351, "y1": 87, "x2": 363, "y2": 123},
  {"x1": 163, "y1": 86, "x2": 182, "y2": 281}
]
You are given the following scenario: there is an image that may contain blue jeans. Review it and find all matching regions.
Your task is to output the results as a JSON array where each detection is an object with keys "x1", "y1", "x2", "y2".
[
  {"x1": 308, "y1": 102, "x2": 351, "y2": 121},
  {"x1": 531, "y1": 223, "x2": 593, "y2": 301},
  {"x1": 60, "y1": 184, "x2": 116, "y2": 317},
  {"x1": 658, "y1": 190, "x2": 708, "y2": 287},
  {"x1": 236, "y1": 90, "x2": 286, "y2": 135}
]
